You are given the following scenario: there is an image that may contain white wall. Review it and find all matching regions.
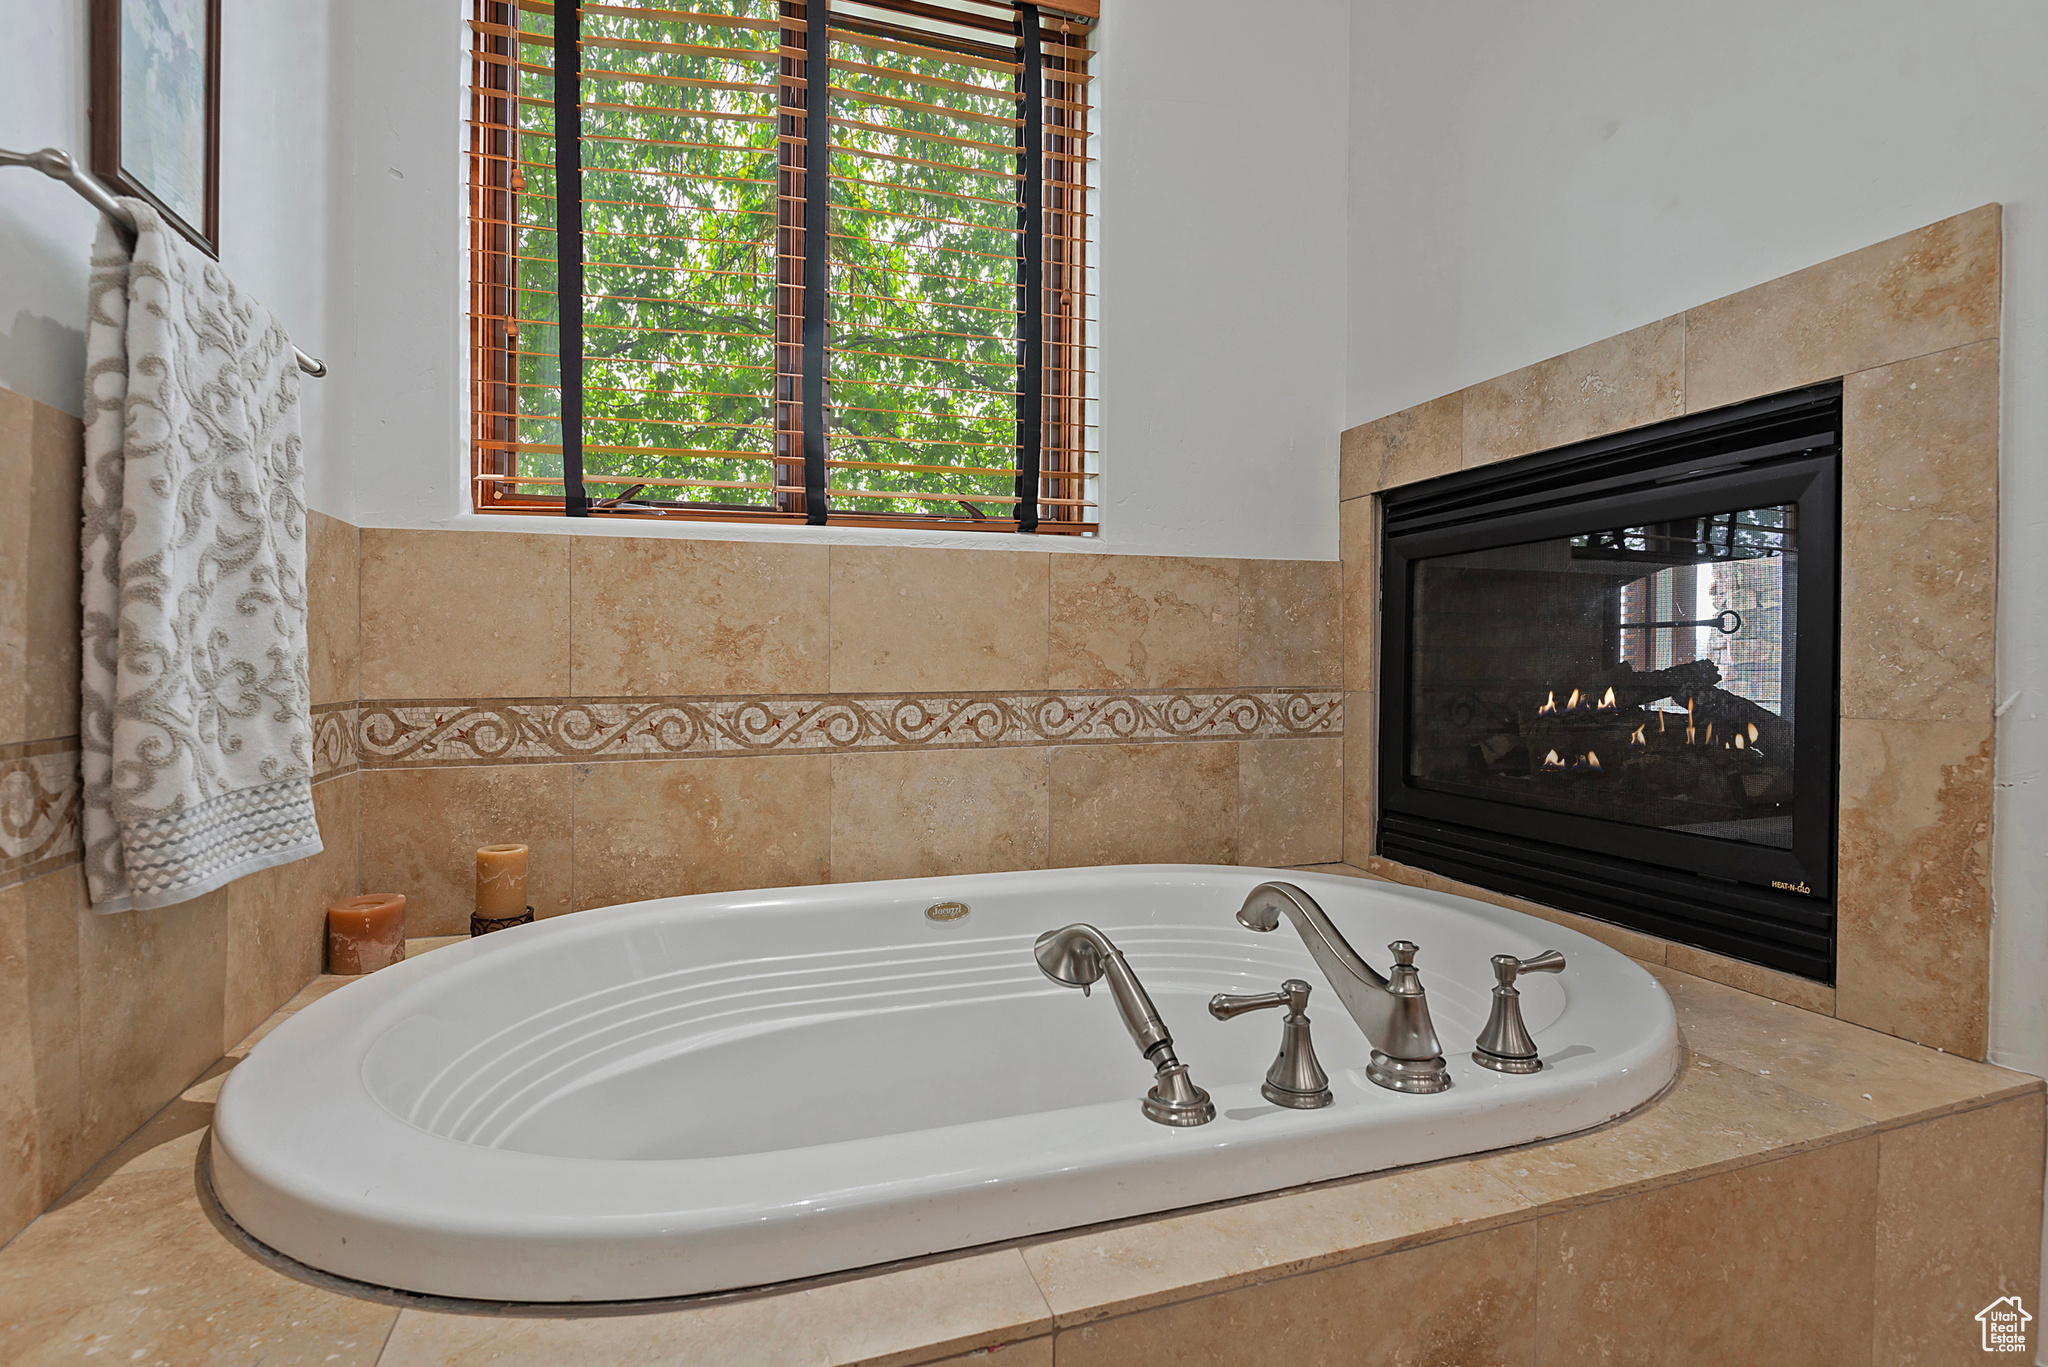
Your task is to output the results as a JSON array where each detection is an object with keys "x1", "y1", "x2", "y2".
[
  {"x1": 1089, "y1": 0, "x2": 1347, "y2": 561},
  {"x1": 0, "y1": 0, "x2": 339, "y2": 509},
  {"x1": 325, "y1": 0, "x2": 1349, "y2": 559},
  {"x1": 1348, "y1": 0, "x2": 2048, "y2": 1316},
  {"x1": 0, "y1": 1, "x2": 95, "y2": 416},
  {"x1": 218, "y1": 2, "x2": 337, "y2": 513},
  {"x1": 324, "y1": 0, "x2": 464, "y2": 533}
]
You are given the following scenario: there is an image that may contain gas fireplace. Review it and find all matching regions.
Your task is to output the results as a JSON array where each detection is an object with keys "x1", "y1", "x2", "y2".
[{"x1": 1377, "y1": 385, "x2": 1841, "y2": 980}]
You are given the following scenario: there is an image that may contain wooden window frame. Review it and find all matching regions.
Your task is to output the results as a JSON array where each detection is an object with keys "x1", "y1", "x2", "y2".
[{"x1": 467, "y1": 0, "x2": 1097, "y2": 534}]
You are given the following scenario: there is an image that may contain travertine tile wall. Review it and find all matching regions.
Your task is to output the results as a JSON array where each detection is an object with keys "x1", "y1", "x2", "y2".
[
  {"x1": 0, "y1": 386, "x2": 362, "y2": 1247},
  {"x1": 0, "y1": 384, "x2": 1345, "y2": 1245},
  {"x1": 0, "y1": 359, "x2": 1353, "y2": 1210},
  {"x1": 351, "y1": 533, "x2": 1346, "y2": 935},
  {"x1": 1340, "y1": 205, "x2": 2002, "y2": 1058}
]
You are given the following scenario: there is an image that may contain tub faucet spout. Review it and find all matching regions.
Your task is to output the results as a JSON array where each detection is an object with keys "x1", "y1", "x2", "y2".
[
  {"x1": 1034, "y1": 924, "x2": 1215, "y2": 1126},
  {"x1": 1234, "y1": 882, "x2": 1451, "y2": 1094}
]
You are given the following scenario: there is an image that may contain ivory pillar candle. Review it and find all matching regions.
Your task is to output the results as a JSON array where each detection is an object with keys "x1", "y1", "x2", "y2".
[
  {"x1": 327, "y1": 894, "x2": 407, "y2": 975},
  {"x1": 476, "y1": 844, "x2": 529, "y2": 920}
]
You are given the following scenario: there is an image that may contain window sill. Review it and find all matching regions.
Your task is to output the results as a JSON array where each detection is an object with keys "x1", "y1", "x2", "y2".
[{"x1": 443, "y1": 509, "x2": 1111, "y2": 553}]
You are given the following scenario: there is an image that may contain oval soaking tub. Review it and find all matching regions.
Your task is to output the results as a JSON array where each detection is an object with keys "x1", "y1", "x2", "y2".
[{"x1": 211, "y1": 865, "x2": 1680, "y2": 1301}]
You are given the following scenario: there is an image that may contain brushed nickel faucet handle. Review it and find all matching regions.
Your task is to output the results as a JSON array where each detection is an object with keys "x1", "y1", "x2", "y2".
[
  {"x1": 1208, "y1": 978, "x2": 1333, "y2": 1109},
  {"x1": 1207, "y1": 980, "x2": 1298, "y2": 1019},
  {"x1": 1474, "y1": 951, "x2": 1567, "y2": 1073},
  {"x1": 1497, "y1": 950, "x2": 1565, "y2": 984},
  {"x1": 1386, "y1": 940, "x2": 1426, "y2": 995}
]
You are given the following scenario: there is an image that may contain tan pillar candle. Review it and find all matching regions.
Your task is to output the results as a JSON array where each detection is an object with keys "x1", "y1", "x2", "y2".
[
  {"x1": 476, "y1": 843, "x2": 530, "y2": 920},
  {"x1": 327, "y1": 894, "x2": 407, "y2": 975}
]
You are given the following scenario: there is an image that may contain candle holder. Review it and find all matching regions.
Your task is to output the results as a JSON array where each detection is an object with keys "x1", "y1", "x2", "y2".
[
  {"x1": 474, "y1": 843, "x2": 530, "y2": 936},
  {"x1": 471, "y1": 906, "x2": 535, "y2": 937}
]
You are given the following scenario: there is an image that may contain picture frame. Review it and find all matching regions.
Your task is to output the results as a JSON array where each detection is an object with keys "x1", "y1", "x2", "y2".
[{"x1": 90, "y1": 0, "x2": 221, "y2": 257}]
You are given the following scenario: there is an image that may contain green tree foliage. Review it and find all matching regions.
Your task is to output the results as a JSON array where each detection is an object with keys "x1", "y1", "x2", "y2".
[{"x1": 507, "y1": 1, "x2": 1034, "y2": 517}]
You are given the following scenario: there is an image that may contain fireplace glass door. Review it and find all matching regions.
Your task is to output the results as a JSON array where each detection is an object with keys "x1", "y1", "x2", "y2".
[
  {"x1": 1408, "y1": 504, "x2": 1798, "y2": 849},
  {"x1": 1376, "y1": 381, "x2": 1841, "y2": 981}
]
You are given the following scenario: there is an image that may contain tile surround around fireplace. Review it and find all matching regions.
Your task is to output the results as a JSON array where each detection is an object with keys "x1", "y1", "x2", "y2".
[{"x1": 1342, "y1": 204, "x2": 2000, "y2": 1058}]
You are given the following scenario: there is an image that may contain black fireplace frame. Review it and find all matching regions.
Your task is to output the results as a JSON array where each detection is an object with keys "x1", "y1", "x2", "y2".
[{"x1": 1376, "y1": 383, "x2": 1842, "y2": 982}]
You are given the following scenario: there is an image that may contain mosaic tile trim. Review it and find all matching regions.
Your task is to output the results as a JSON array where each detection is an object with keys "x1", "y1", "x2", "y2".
[
  {"x1": 0, "y1": 709, "x2": 354, "y2": 892},
  {"x1": 356, "y1": 690, "x2": 1343, "y2": 768},
  {"x1": 1, "y1": 741, "x2": 81, "y2": 888},
  {"x1": 312, "y1": 702, "x2": 359, "y2": 781}
]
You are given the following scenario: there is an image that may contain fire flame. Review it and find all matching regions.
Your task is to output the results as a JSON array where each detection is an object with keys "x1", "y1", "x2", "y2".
[
  {"x1": 1630, "y1": 725, "x2": 1647, "y2": 747},
  {"x1": 1542, "y1": 749, "x2": 1565, "y2": 769},
  {"x1": 1584, "y1": 750, "x2": 1603, "y2": 773},
  {"x1": 1538, "y1": 690, "x2": 1558, "y2": 717},
  {"x1": 1566, "y1": 688, "x2": 1582, "y2": 712},
  {"x1": 1704, "y1": 722, "x2": 1714, "y2": 746},
  {"x1": 1598, "y1": 687, "x2": 1617, "y2": 711},
  {"x1": 1735, "y1": 733, "x2": 1745, "y2": 750},
  {"x1": 1748, "y1": 723, "x2": 1759, "y2": 743},
  {"x1": 1685, "y1": 697, "x2": 1695, "y2": 745}
]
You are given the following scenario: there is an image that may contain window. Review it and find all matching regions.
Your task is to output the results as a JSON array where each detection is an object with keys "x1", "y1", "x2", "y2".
[{"x1": 467, "y1": 0, "x2": 1097, "y2": 532}]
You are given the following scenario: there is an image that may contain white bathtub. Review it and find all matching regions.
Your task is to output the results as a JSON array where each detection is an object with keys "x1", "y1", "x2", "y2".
[{"x1": 210, "y1": 866, "x2": 1681, "y2": 1301}]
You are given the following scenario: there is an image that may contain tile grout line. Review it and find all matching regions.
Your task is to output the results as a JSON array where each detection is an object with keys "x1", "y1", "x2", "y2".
[
  {"x1": 1233, "y1": 559, "x2": 1246, "y2": 692},
  {"x1": 566, "y1": 539, "x2": 576, "y2": 913},
  {"x1": 1040, "y1": 471, "x2": 1056, "y2": 870},
  {"x1": 1685, "y1": 329, "x2": 2000, "y2": 418},
  {"x1": 371, "y1": 1302, "x2": 405, "y2": 1365},
  {"x1": 1012, "y1": 1245, "x2": 1060, "y2": 1349},
  {"x1": 354, "y1": 524, "x2": 365, "y2": 905},
  {"x1": 564, "y1": 530, "x2": 578, "y2": 699},
  {"x1": 1458, "y1": 385, "x2": 1474, "y2": 470},
  {"x1": 1679, "y1": 307, "x2": 1688, "y2": 414},
  {"x1": 1232, "y1": 737, "x2": 1245, "y2": 865},
  {"x1": 0, "y1": 731, "x2": 87, "y2": 751},
  {"x1": 1039, "y1": 743, "x2": 1051, "y2": 871},
  {"x1": 827, "y1": 545, "x2": 837, "y2": 881},
  {"x1": 1044, "y1": 542, "x2": 1052, "y2": 693}
]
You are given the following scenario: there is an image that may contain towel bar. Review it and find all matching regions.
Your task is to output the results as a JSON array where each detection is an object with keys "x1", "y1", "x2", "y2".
[{"x1": 1, "y1": 146, "x2": 328, "y2": 379}]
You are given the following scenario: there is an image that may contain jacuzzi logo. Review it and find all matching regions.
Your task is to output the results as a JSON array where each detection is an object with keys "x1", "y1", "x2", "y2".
[{"x1": 925, "y1": 901, "x2": 971, "y2": 923}]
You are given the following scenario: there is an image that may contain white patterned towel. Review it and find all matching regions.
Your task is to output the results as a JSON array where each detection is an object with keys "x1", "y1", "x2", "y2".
[{"x1": 79, "y1": 201, "x2": 322, "y2": 912}]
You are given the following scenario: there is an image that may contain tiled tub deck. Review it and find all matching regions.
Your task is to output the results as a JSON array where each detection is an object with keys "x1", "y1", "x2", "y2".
[{"x1": 0, "y1": 912, "x2": 2038, "y2": 1367}]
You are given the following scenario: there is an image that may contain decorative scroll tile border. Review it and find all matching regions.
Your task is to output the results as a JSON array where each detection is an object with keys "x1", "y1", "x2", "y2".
[
  {"x1": 1, "y1": 738, "x2": 81, "y2": 889},
  {"x1": 355, "y1": 689, "x2": 1343, "y2": 768},
  {"x1": 312, "y1": 702, "x2": 359, "y2": 782},
  {"x1": 0, "y1": 709, "x2": 354, "y2": 893}
]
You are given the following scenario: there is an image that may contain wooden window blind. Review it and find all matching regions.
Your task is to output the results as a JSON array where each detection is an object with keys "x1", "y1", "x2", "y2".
[{"x1": 468, "y1": 0, "x2": 1097, "y2": 532}]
